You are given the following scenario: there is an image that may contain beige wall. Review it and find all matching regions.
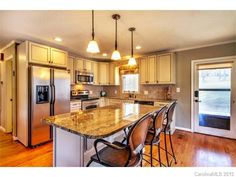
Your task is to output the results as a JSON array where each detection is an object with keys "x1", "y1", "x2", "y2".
[{"x1": 175, "y1": 42, "x2": 236, "y2": 129}]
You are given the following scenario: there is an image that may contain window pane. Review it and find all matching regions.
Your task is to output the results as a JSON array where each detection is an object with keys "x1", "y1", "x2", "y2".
[
  {"x1": 199, "y1": 90, "x2": 231, "y2": 116},
  {"x1": 199, "y1": 68, "x2": 231, "y2": 89},
  {"x1": 122, "y1": 74, "x2": 139, "y2": 92}
]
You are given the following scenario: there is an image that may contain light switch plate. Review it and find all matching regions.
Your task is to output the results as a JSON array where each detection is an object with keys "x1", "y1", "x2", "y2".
[
  {"x1": 89, "y1": 91, "x2": 93, "y2": 94},
  {"x1": 176, "y1": 87, "x2": 181, "y2": 93},
  {"x1": 115, "y1": 90, "x2": 117, "y2": 94},
  {"x1": 144, "y1": 90, "x2": 148, "y2": 95}
]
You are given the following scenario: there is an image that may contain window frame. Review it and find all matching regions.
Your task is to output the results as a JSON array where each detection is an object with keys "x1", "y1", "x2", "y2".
[{"x1": 121, "y1": 74, "x2": 139, "y2": 94}]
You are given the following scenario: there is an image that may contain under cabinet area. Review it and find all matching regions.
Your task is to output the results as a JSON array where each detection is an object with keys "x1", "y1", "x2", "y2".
[
  {"x1": 139, "y1": 53, "x2": 176, "y2": 84},
  {"x1": 28, "y1": 41, "x2": 68, "y2": 68}
]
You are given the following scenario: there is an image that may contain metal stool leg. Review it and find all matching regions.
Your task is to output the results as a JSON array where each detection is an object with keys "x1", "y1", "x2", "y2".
[
  {"x1": 164, "y1": 132, "x2": 170, "y2": 167},
  {"x1": 158, "y1": 143, "x2": 162, "y2": 167},
  {"x1": 86, "y1": 159, "x2": 93, "y2": 167},
  {"x1": 150, "y1": 144, "x2": 153, "y2": 167},
  {"x1": 140, "y1": 149, "x2": 143, "y2": 167},
  {"x1": 169, "y1": 131, "x2": 177, "y2": 164}
]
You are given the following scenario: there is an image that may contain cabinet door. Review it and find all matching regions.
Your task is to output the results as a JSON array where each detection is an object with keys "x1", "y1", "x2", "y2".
[
  {"x1": 147, "y1": 55, "x2": 156, "y2": 84},
  {"x1": 157, "y1": 53, "x2": 173, "y2": 83},
  {"x1": 84, "y1": 60, "x2": 92, "y2": 72},
  {"x1": 74, "y1": 58, "x2": 84, "y2": 71},
  {"x1": 109, "y1": 63, "x2": 115, "y2": 85},
  {"x1": 99, "y1": 63, "x2": 109, "y2": 85},
  {"x1": 68, "y1": 57, "x2": 74, "y2": 84},
  {"x1": 29, "y1": 42, "x2": 50, "y2": 65},
  {"x1": 50, "y1": 48, "x2": 68, "y2": 68},
  {"x1": 92, "y1": 62, "x2": 99, "y2": 85},
  {"x1": 139, "y1": 57, "x2": 147, "y2": 84}
]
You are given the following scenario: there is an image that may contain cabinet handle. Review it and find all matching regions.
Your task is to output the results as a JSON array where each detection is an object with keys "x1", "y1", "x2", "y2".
[{"x1": 156, "y1": 80, "x2": 159, "y2": 83}]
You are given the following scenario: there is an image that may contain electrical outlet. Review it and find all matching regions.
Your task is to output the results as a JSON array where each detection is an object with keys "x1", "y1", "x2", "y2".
[
  {"x1": 89, "y1": 91, "x2": 93, "y2": 94},
  {"x1": 176, "y1": 87, "x2": 181, "y2": 93},
  {"x1": 144, "y1": 90, "x2": 148, "y2": 95}
]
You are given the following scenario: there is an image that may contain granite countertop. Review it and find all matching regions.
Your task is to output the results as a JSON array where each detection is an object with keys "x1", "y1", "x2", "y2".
[
  {"x1": 103, "y1": 97, "x2": 176, "y2": 103},
  {"x1": 43, "y1": 103, "x2": 162, "y2": 139}
]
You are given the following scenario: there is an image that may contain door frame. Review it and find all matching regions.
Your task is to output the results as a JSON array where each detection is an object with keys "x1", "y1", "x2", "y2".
[{"x1": 191, "y1": 55, "x2": 236, "y2": 138}]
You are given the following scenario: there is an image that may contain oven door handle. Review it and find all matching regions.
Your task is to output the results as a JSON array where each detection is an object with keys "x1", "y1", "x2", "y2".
[{"x1": 85, "y1": 105, "x2": 97, "y2": 110}]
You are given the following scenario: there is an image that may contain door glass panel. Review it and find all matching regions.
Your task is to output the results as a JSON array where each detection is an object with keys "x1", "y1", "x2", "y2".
[{"x1": 198, "y1": 68, "x2": 231, "y2": 130}]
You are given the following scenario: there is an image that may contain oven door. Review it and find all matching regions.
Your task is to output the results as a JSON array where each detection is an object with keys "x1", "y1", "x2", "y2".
[{"x1": 82, "y1": 100, "x2": 99, "y2": 110}]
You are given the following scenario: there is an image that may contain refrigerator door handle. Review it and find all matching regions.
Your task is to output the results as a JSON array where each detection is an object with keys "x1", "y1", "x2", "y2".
[
  {"x1": 52, "y1": 84, "x2": 56, "y2": 104},
  {"x1": 50, "y1": 84, "x2": 53, "y2": 104}
]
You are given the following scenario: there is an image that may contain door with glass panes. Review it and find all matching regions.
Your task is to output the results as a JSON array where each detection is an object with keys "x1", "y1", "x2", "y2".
[{"x1": 193, "y1": 59, "x2": 236, "y2": 139}]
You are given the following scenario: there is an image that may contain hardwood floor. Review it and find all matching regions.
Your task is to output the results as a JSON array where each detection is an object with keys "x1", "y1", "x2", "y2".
[{"x1": 0, "y1": 130, "x2": 235, "y2": 167}]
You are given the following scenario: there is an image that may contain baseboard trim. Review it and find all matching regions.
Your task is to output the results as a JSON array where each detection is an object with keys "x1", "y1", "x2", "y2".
[
  {"x1": 175, "y1": 126, "x2": 192, "y2": 132},
  {"x1": 0, "y1": 126, "x2": 6, "y2": 132}
]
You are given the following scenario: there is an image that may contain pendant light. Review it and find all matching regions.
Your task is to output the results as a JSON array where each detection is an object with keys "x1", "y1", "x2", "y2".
[
  {"x1": 111, "y1": 14, "x2": 121, "y2": 60},
  {"x1": 87, "y1": 10, "x2": 100, "y2": 53},
  {"x1": 128, "y1": 27, "x2": 137, "y2": 66}
]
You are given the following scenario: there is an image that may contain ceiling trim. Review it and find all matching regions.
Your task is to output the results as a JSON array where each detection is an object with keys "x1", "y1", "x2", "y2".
[{"x1": 170, "y1": 40, "x2": 236, "y2": 52}]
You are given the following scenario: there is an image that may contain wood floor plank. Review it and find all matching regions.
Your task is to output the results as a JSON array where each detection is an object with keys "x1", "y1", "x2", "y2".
[{"x1": 0, "y1": 130, "x2": 235, "y2": 167}]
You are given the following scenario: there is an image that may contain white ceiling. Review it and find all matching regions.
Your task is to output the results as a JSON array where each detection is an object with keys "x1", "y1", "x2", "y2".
[{"x1": 0, "y1": 11, "x2": 236, "y2": 60}]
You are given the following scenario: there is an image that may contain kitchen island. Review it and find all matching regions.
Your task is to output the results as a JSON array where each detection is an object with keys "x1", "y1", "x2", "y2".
[{"x1": 44, "y1": 103, "x2": 163, "y2": 167}]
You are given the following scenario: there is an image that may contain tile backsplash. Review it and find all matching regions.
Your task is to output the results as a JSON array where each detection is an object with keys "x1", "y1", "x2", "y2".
[
  {"x1": 71, "y1": 84, "x2": 175, "y2": 100},
  {"x1": 103, "y1": 84, "x2": 176, "y2": 100}
]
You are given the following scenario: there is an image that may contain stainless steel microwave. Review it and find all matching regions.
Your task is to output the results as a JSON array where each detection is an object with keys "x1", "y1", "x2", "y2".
[{"x1": 75, "y1": 70, "x2": 94, "y2": 84}]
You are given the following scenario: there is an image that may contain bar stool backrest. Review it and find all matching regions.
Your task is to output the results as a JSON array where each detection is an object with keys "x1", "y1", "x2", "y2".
[
  {"x1": 165, "y1": 101, "x2": 177, "y2": 128},
  {"x1": 127, "y1": 113, "x2": 152, "y2": 157},
  {"x1": 153, "y1": 106, "x2": 168, "y2": 134}
]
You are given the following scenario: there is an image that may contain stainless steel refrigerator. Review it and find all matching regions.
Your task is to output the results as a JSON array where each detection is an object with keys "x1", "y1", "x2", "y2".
[{"x1": 29, "y1": 66, "x2": 70, "y2": 146}]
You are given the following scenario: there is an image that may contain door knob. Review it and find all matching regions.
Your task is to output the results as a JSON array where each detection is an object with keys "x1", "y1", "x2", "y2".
[{"x1": 194, "y1": 100, "x2": 202, "y2": 103}]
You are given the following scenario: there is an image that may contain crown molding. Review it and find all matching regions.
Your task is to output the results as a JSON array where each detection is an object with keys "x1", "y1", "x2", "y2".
[{"x1": 170, "y1": 40, "x2": 236, "y2": 52}]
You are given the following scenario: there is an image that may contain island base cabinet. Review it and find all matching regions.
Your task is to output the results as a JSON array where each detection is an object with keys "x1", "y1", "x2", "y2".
[
  {"x1": 53, "y1": 127, "x2": 85, "y2": 167},
  {"x1": 53, "y1": 127, "x2": 125, "y2": 167}
]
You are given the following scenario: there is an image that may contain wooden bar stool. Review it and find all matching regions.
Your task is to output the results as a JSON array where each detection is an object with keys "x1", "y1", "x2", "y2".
[
  {"x1": 86, "y1": 113, "x2": 152, "y2": 167},
  {"x1": 142, "y1": 106, "x2": 168, "y2": 167},
  {"x1": 162, "y1": 101, "x2": 177, "y2": 167}
]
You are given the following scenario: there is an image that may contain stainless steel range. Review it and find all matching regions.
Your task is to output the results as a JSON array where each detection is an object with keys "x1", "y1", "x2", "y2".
[{"x1": 71, "y1": 90, "x2": 99, "y2": 110}]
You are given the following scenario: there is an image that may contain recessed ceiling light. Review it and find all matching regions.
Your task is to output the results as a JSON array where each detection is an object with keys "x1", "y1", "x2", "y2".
[
  {"x1": 136, "y1": 46, "x2": 141, "y2": 50},
  {"x1": 102, "y1": 53, "x2": 108, "y2": 57},
  {"x1": 54, "y1": 37, "x2": 62, "y2": 42}
]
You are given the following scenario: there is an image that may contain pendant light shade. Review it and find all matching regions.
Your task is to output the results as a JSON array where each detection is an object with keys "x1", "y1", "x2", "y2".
[
  {"x1": 128, "y1": 27, "x2": 137, "y2": 66},
  {"x1": 111, "y1": 50, "x2": 121, "y2": 60},
  {"x1": 87, "y1": 40, "x2": 100, "y2": 53},
  {"x1": 87, "y1": 10, "x2": 100, "y2": 53},
  {"x1": 111, "y1": 14, "x2": 121, "y2": 60}
]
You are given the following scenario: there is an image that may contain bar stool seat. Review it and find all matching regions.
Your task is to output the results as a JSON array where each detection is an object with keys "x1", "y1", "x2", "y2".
[{"x1": 90, "y1": 141, "x2": 141, "y2": 167}]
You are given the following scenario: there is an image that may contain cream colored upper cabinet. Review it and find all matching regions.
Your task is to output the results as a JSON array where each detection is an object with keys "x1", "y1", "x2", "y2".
[
  {"x1": 147, "y1": 55, "x2": 157, "y2": 84},
  {"x1": 92, "y1": 61, "x2": 99, "y2": 85},
  {"x1": 84, "y1": 60, "x2": 92, "y2": 72},
  {"x1": 139, "y1": 57, "x2": 148, "y2": 84},
  {"x1": 99, "y1": 62, "x2": 109, "y2": 85},
  {"x1": 29, "y1": 42, "x2": 51, "y2": 65},
  {"x1": 109, "y1": 63, "x2": 120, "y2": 85},
  {"x1": 50, "y1": 48, "x2": 68, "y2": 68},
  {"x1": 28, "y1": 42, "x2": 68, "y2": 68},
  {"x1": 156, "y1": 53, "x2": 176, "y2": 84},
  {"x1": 74, "y1": 58, "x2": 84, "y2": 71},
  {"x1": 68, "y1": 56, "x2": 74, "y2": 84}
]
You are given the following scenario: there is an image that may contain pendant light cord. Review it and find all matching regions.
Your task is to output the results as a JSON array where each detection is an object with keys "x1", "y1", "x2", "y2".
[
  {"x1": 131, "y1": 30, "x2": 133, "y2": 57},
  {"x1": 115, "y1": 19, "x2": 118, "y2": 50},
  {"x1": 92, "y1": 10, "x2": 95, "y2": 40}
]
